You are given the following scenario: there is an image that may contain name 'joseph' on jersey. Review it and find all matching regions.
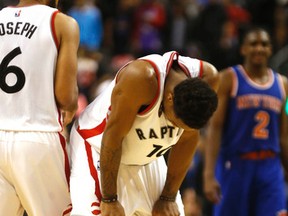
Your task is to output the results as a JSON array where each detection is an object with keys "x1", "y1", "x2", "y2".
[
  {"x1": 0, "y1": 5, "x2": 62, "y2": 132},
  {"x1": 77, "y1": 51, "x2": 203, "y2": 165}
]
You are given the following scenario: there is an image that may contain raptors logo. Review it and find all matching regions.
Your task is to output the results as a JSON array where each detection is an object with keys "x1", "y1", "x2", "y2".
[{"x1": 15, "y1": 10, "x2": 21, "y2": 17}]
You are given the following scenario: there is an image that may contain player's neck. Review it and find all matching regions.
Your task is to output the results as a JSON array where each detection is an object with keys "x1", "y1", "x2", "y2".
[
  {"x1": 17, "y1": 0, "x2": 43, "y2": 7},
  {"x1": 243, "y1": 63, "x2": 268, "y2": 76},
  {"x1": 243, "y1": 64, "x2": 270, "y2": 84}
]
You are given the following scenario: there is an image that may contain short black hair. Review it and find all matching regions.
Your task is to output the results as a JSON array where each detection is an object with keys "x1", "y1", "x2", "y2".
[
  {"x1": 239, "y1": 25, "x2": 271, "y2": 45},
  {"x1": 173, "y1": 77, "x2": 218, "y2": 129}
]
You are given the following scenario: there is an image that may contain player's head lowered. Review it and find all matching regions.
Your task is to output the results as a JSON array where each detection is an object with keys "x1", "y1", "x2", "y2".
[{"x1": 173, "y1": 77, "x2": 218, "y2": 129}]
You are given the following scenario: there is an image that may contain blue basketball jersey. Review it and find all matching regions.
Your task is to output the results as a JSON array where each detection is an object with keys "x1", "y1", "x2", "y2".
[{"x1": 220, "y1": 65, "x2": 286, "y2": 157}]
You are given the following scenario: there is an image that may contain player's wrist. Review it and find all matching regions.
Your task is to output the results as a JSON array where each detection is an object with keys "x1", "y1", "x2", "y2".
[
  {"x1": 159, "y1": 195, "x2": 176, "y2": 202},
  {"x1": 101, "y1": 195, "x2": 118, "y2": 203},
  {"x1": 203, "y1": 170, "x2": 216, "y2": 179}
]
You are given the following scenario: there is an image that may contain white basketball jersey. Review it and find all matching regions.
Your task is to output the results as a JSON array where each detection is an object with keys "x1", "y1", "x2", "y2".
[
  {"x1": 0, "y1": 5, "x2": 62, "y2": 132},
  {"x1": 77, "y1": 51, "x2": 202, "y2": 165}
]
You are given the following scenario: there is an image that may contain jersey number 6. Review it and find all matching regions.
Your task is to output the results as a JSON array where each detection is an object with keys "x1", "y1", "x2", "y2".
[{"x1": 0, "y1": 47, "x2": 25, "y2": 94}]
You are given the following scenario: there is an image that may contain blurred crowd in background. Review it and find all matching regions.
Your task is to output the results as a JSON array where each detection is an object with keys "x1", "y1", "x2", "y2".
[
  {"x1": 2, "y1": 0, "x2": 288, "y2": 112},
  {"x1": 1, "y1": 0, "x2": 288, "y2": 215}
]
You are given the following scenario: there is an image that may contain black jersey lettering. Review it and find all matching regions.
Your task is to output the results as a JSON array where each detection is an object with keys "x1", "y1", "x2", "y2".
[
  {"x1": 0, "y1": 22, "x2": 37, "y2": 39},
  {"x1": 135, "y1": 126, "x2": 176, "y2": 140}
]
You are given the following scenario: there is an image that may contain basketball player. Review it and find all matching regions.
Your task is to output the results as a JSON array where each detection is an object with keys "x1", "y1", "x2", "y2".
[
  {"x1": 69, "y1": 51, "x2": 219, "y2": 216},
  {"x1": 203, "y1": 27, "x2": 288, "y2": 216},
  {"x1": 0, "y1": 0, "x2": 79, "y2": 215}
]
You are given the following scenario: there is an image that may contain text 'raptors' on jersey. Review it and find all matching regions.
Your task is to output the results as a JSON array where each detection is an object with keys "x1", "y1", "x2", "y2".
[{"x1": 135, "y1": 126, "x2": 182, "y2": 140}]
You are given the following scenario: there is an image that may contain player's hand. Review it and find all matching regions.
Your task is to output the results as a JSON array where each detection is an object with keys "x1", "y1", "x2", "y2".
[
  {"x1": 62, "y1": 110, "x2": 75, "y2": 127},
  {"x1": 100, "y1": 201, "x2": 125, "y2": 216},
  {"x1": 204, "y1": 176, "x2": 222, "y2": 204},
  {"x1": 152, "y1": 199, "x2": 180, "y2": 216}
]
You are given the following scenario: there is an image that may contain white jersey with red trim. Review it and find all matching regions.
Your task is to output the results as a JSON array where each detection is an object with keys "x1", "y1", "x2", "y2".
[
  {"x1": 0, "y1": 5, "x2": 62, "y2": 132},
  {"x1": 78, "y1": 51, "x2": 202, "y2": 165}
]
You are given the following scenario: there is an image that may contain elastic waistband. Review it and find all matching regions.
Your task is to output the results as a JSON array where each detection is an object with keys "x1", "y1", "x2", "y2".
[{"x1": 240, "y1": 150, "x2": 276, "y2": 160}]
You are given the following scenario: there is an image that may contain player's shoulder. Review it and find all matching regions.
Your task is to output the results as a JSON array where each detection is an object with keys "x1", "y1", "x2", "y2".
[
  {"x1": 281, "y1": 74, "x2": 288, "y2": 83},
  {"x1": 114, "y1": 59, "x2": 158, "y2": 105},
  {"x1": 219, "y1": 66, "x2": 235, "y2": 79},
  {"x1": 219, "y1": 66, "x2": 235, "y2": 74},
  {"x1": 120, "y1": 59, "x2": 156, "y2": 80},
  {"x1": 202, "y1": 60, "x2": 217, "y2": 71},
  {"x1": 217, "y1": 66, "x2": 236, "y2": 93},
  {"x1": 278, "y1": 73, "x2": 288, "y2": 93},
  {"x1": 55, "y1": 11, "x2": 78, "y2": 28},
  {"x1": 53, "y1": 11, "x2": 79, "y2": 41}
]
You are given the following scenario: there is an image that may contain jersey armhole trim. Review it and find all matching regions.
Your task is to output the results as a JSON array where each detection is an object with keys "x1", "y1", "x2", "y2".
[
  {"x1": 178, "y1": 62, "x2": 191, "y2": 77},
  {"x1": 230, "y1": 67, "x2": 238, "y2": 97},
  {"x1": 276, "y1": 73, "x2": 287, "y2": 101},
  {"x1": 51, "y1": 10, "x2": 59, "y2": 50},
  {"x1": 199, "y1": 60, "x2": 203, "y2": 78},
  {"x1": 166, "y1": 51, "x2": 178, "y2": 76}
]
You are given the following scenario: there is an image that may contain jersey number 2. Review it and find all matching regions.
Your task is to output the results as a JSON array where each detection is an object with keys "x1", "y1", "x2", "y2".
[
  {"x1": 0, "y1": 47, "x2": 25, "y2": 93},
  {"x1": 252, "y1": 111, "x2": 270, "y2": 139}
]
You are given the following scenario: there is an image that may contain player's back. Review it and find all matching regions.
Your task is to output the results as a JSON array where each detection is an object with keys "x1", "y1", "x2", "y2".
[{"x1": 0, "y1": 5, "x2": 62, "y2": 132}]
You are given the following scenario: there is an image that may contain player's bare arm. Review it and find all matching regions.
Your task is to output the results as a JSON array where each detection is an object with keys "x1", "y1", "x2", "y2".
[
  {"x1": 152, "y1": 130, "x2": 199, "y2": 216},
  {"x1": 279, "y1": 75, "x2": 288, "y2": 173},
  {"x1": 165, "y1": 130, "x2": 199, "y2": 196},
  {"x1": 100, "y1": 60, "x2": 158, "y2": 213},
  {"x1": 203, "y1": 69, "x2": 232, "y2": 203},
  {"x1": 54, "y1": 12, "x2": 79, "y2": 125}
]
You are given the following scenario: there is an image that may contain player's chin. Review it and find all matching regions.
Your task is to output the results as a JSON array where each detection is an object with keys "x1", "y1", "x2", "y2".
[{"x1": 251, "y1": 56, "x2": 268, "y2": 65}]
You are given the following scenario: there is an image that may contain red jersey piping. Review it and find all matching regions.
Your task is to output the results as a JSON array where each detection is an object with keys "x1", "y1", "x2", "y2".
[
  {"x1": 166, "y1": 51, "x2": 178, "y2": 76},
  {"x1": 199, "y1": 60, "x2": 203, "y2": 77},
  {"x1": 51, "y1": 10, "x2": 59, "y2": 50}
]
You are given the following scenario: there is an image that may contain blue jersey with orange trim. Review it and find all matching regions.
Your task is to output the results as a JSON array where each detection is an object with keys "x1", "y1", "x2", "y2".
[{"x1": 220, "y1": 65, "x2": 286, "y2": 157}]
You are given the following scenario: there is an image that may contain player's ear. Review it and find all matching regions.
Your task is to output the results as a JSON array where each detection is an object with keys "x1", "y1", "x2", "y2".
[
  {"x1": 167, "y1": 92, "x2": 173, "y2": 103},
  {"x1": 167, "y1": 92, "x2": 174, "y2": 101}
]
